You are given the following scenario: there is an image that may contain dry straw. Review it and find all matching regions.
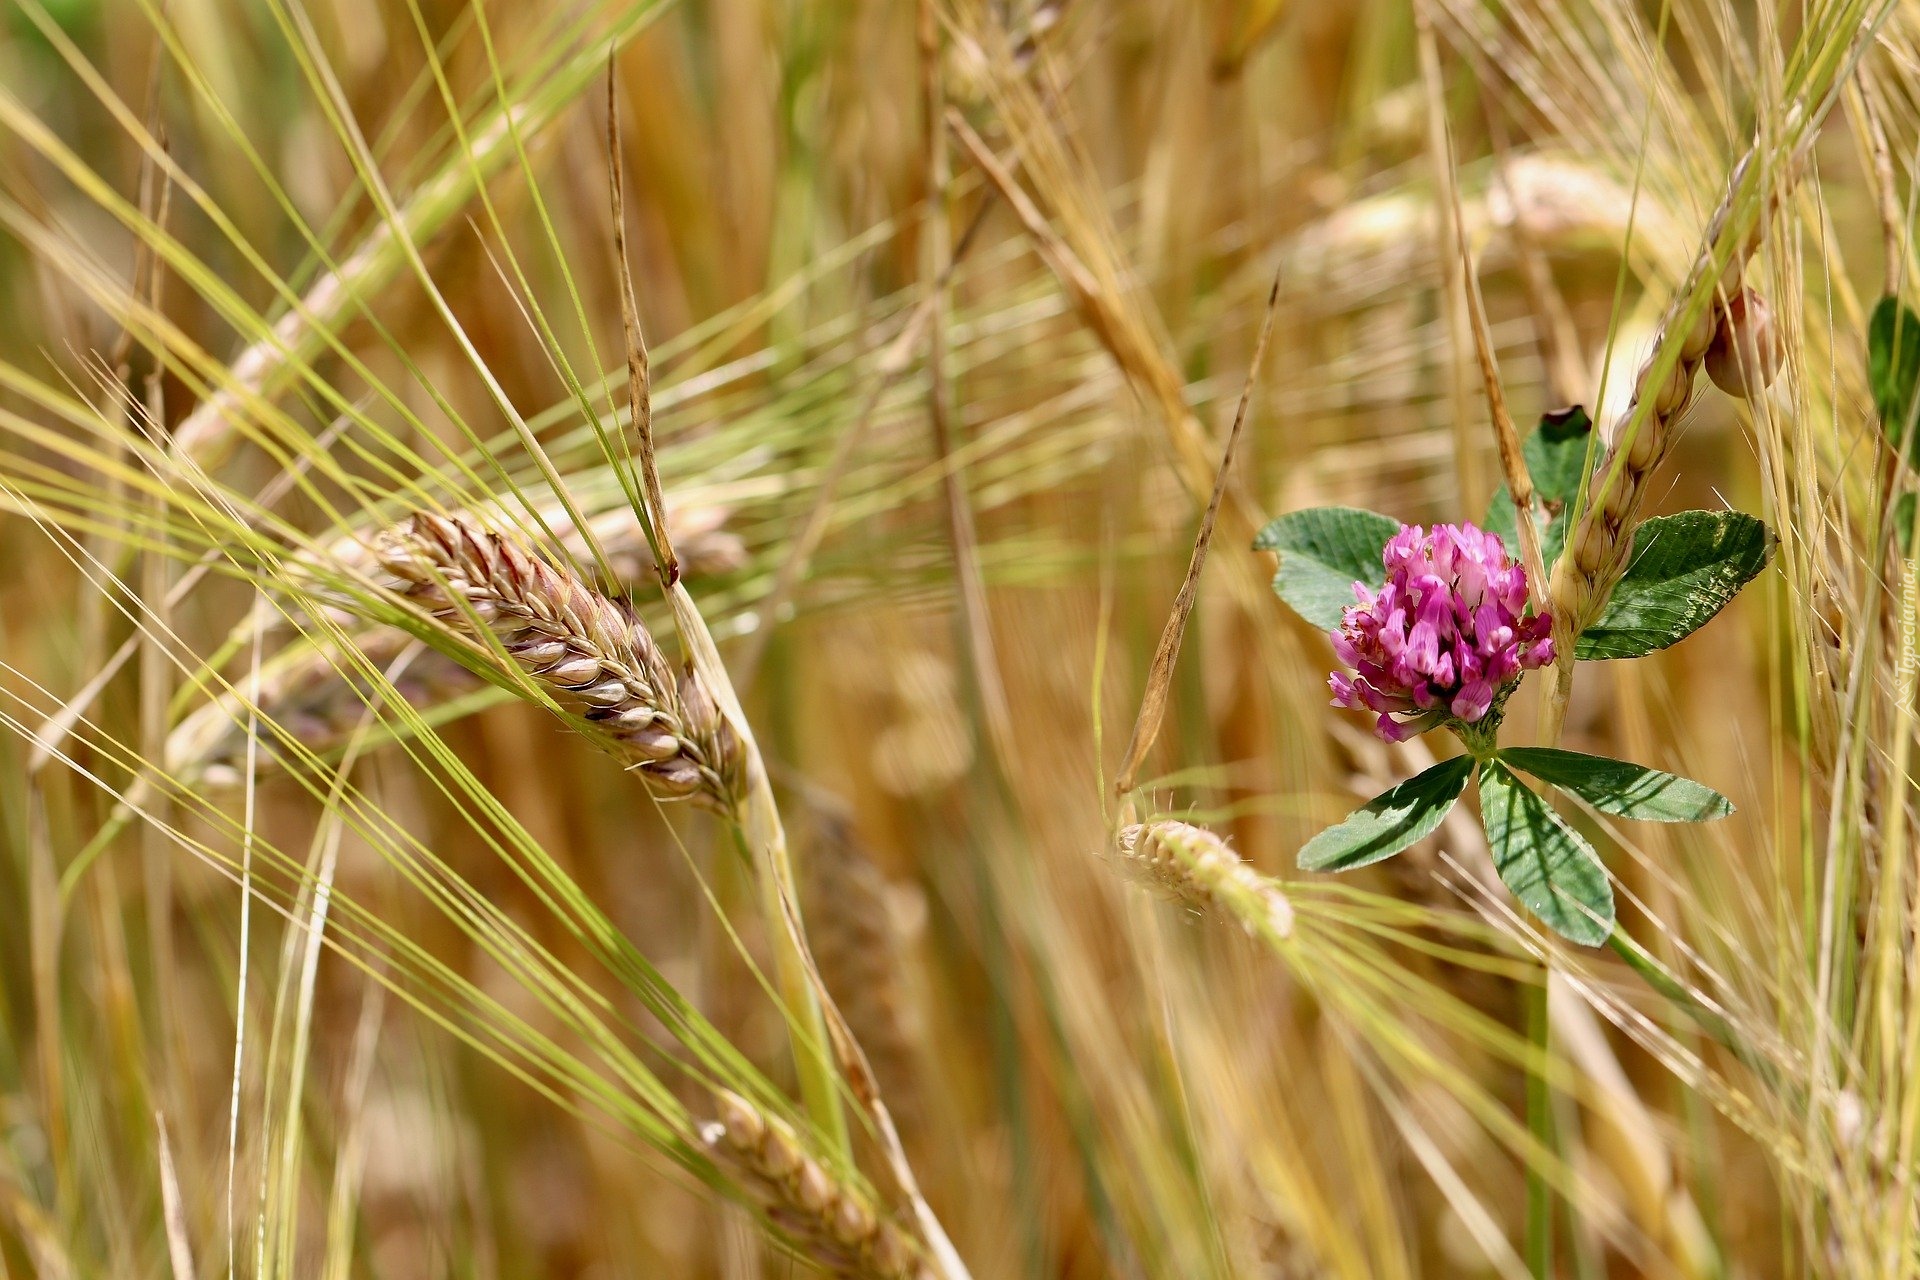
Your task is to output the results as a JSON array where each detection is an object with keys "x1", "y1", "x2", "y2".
[
  {"x1": 375, "y1": 510, "x2": 741, "y2": 805},
  {"x1": 1116, "y1": 821, "x2": 1295, "y2": 942},
  {"x1": 704, "y1": 1090, "x2": 934, "y2": 1280}
]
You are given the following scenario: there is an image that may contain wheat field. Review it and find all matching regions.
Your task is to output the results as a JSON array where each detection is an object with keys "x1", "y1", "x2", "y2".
[{"x1": 0, "y1": 0, "x2": 1916, "y2": 1276}]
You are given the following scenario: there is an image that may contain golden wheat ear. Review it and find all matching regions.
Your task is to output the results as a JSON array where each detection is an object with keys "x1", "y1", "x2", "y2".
[
  {"x1": 375, "y1": 510, "x2": 742, "y2": 806},
  {"x1": 705, "y1": 1090, "x2": 935, "y2": 1280}
]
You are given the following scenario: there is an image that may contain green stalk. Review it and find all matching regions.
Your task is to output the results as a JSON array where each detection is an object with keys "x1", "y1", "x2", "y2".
[
  {"x1": 666, "y1": 576, "x2": 847, "y2": 1157},
  {"x1": 728, "y1": 787, "x2": 848, "y2": 1156},
  {"x1": 1525, "y1": 973, "x2": 1554, "y2": 1279},
  {"x1": 1607, "y1": 927, "x2": 1784, "y2": 1097}
]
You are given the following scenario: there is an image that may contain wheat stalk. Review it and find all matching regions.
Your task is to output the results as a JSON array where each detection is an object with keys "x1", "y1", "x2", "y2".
[
  {"x1": 1534, "y1": 136, "x2": 1806, "y2": 740},
  {"x1": 704, "y1": 1090, "x2": 934, "y2": 1280},
  {"x1": 375, "y1": 510, "x2": 741, "y2": 805},
  {"x1": 1116, "y1": 821, "x2": 1295, "y2": 943}
]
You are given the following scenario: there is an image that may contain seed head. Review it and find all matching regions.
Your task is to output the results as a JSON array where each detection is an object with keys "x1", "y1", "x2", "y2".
[
  {"x1": 377, "y1": 512, "x2": 741, "y2": 806},
  {"x1": 704, "y1": 1090, "x2": 933, "y2": 1280},
  {"x1": 1116, "y1": 821, "x2": 1294, "y2": 940}
]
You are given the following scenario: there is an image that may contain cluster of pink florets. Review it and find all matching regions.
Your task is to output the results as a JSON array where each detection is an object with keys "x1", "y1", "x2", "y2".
[{"x1": 1329, "y1": 522, "x2": 1555, "y2": 742}]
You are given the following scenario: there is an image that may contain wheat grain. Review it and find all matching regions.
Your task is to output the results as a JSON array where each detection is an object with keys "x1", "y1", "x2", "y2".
[
  {"x1": 375, "y1": 511, "x2": 741, "y2": 806},
  {"x1": 704, "y1": 1090, "x2": 933, "y2": 1280},
  {"x1": 1116, "y1": 821, "x2": 1295, "y2": 942}
]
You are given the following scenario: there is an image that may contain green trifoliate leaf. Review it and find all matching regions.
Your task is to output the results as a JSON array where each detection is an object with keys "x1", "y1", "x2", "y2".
[
  {"x1": 1254, "y1": 506, "x2": 1401, "y2": 631},
  {"x1": 1477, "y1": 761, "x2": 1614, "y2": 946},
  {"x1": 1484, "y1": 406, "x2": 1594, "y2": 572},
  {"x1": 1297, "y1": 755, "x2": 1474, "y2": 872},
  {"x1": 1870, "y1": 295, "x2": 1920, "y2": 469},
  {"x1": 1574, "y1": 510, "x2": 1774, "y2": 659},
  {"x1": 1500, "y1": 747, "x2": 1732, "y2": 823}
]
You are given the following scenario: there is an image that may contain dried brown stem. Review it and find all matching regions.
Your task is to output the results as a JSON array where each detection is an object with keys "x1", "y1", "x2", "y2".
[
  {"x1": 607, "y1": 63, "x2": 676, "y2": 584},
  {"x1": 1415, "y1": 0, "x2": 1487, "y2": 517},
  {"x1": 1114, "y1": 266, "x2": 1282, "y2": 801},
  {"x1": 921, "y1": 0, "x2": 1016, "y2": 770},
  {"x1": 1416, "y1": 6, "x2": 1549, "y2": 599}
]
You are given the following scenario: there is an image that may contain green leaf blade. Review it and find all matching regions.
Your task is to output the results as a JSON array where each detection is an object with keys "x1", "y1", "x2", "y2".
[
  {"x1": 1500, "y1": 747, "x2": 1732, "y2": 822},
  {"x1": 1870, "y1": 295, "x2": 1920, "y2": 468},
  {"x1": 1574, "y1": 510, "x2": 1774, "y2": 659},
  {"x1": 1478, "y1": 761, "x2": 1614, "y2": 946},
  {"x1": 1254, "y1": 506, "x2": 1401, "y2": 631},
  {"x1": 1297, "y1": 756, "x2": 1474, "y2": 872},
  {"x1": 1484, "y1": 406, "x2": 1594, "y2": 573}
]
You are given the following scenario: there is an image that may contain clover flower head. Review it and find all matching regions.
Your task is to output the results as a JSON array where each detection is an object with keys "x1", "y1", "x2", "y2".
[{"x1": 1328, "y1": 522, "x2": 1555, "y2": 743}]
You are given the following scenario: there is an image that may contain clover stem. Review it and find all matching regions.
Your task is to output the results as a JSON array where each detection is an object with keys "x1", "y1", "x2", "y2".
[{"x1": 1455, "y1": 717, "x2": 1501, "y2": 762}]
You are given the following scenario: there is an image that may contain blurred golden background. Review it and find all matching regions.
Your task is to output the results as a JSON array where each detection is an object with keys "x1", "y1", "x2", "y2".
[{"x1": 0, "y1": 0, "x2": 1914, "y2": 1276}]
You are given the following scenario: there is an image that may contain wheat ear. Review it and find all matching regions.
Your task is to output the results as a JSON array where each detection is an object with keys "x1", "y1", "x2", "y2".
[
  {"x1": 705, "y1": 1091, "x2": 934, "y2": 1280},
  {"x1": 1550, "y1": 147, "x2": 1787, "y2": 644},
  {"x1": 170, "y1": 501, "x2": 743, "y2": 785},
  {"x1": 1116, "y1": 821, "x2": 1295, "y2": 942},
  {"x1": 375, "y1": 511, "x2": 741, "y2": 805},
  {"x1": 1549, "y1": 291, "x2": 1719, "y2": 636}
]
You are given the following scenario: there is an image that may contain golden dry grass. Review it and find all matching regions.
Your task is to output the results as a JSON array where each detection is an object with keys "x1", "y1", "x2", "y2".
[{"x1": 0, "y1": 0, "x2": 1918, "y2": 1276}]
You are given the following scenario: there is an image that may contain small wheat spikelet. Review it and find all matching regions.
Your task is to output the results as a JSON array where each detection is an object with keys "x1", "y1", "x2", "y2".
[
  {"x1": 1116, "y1": 820, "x2": 1295, "y2": 941},
  {"x1": 705, "y1": 1091, "x2": 934, "y2": 1280},
  {"x1": 376, "y1": 511, "x2": 741, "y2": 806}
]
